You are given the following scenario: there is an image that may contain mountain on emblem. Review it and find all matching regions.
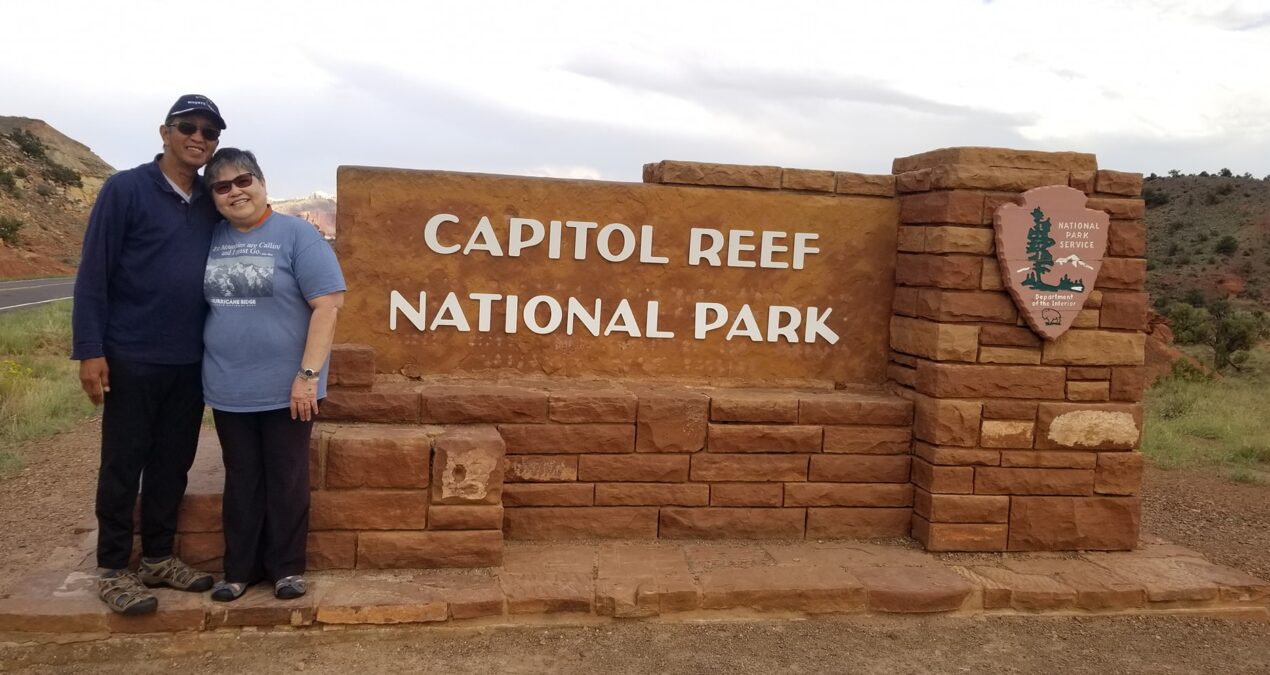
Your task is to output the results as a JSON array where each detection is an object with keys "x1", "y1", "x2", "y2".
[{"x1": 993, "y1": 186, "x2": 1110, "y2": 340}]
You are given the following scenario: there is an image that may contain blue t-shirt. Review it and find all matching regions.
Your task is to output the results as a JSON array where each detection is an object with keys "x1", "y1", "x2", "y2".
[{"x1": 202, "y1": 211, "x2": 346, "y2": 412}]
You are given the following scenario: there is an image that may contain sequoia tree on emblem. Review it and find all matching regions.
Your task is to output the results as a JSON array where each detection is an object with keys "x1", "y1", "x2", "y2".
[{"x1": 994, "y1": 186, "x2": 1109, "y2": 340}]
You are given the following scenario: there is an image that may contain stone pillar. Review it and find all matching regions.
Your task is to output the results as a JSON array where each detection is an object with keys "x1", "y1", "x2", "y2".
[{"x1": 887, "y1": 148, "x2": 1147, "y2": 552}]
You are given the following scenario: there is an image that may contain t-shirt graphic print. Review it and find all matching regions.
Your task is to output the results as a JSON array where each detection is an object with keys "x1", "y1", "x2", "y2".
[{"x1": 205, "y1": 248, "x2": 277, "y2": 304}]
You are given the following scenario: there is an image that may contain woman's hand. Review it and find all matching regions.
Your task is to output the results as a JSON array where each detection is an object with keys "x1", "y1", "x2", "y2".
[{"x1": 290, "y1": 376, "x2": 319, "y2": 421}]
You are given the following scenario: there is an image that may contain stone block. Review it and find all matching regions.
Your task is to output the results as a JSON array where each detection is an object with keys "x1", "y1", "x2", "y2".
[
  {"x1": 923, "y1": 226, "x2": 995, "y2": 255},
  {"x1": 898, "y1": 191, "x2": 985, "y2": 224},
  {"x1": 834, "y1": 171, "x2": 896, "y2": 196},
  {"x1": 981, "y1": 400, "x2": 1038, "y2": 420},
  {"x1": 636, "y1": 392, "x2": 709, "y2": 452},
  {"x1": 697, "y1": 565, "x2": 865, "y2": 612},
  {"x1": 177, "y1": 493, "x2": 222, "y2": 532},
  {"x1": 659, "y1": 507, "x2": 806, "y2": 539},
  {"x1": 798, "y1": 393, "x2": 913, "y2": 425},
  {"x1": 316, "y1": 579, "x2": 448, "y2": 625},
  {"x1": 808, "y1": 455, "x2": 911, "y2": 483},
  {"x1": 549, "y1": 390, "x2": 637, "y2": 423},
  {"x1": 895, "y1": 254, "x2": 982, "y2": 289},
  {"x1": 1037, "y1": 402, "x2": 1143, "y2": 450},
  {"x1": 357, "y1": 531, "x2": 503, "y2": 568},
  {"x1": 822, "y1": 426, "x2": 913, "y2": 454},
  {"x1": 851, "y1": 565, "x2": 974, "y2": 612},
  {"x1": 707, "y1": 424, "x2": 822, "y2": 453},
  {"x1": 999, "y1": 451, "x2": 1097, "y2": 469},
  {"x1": 1067, "y1": 366, "x2": 1111, "y2": 380},
  {"x1": 913, "y1": 395, "x2": 981, "y2": 447},
  {"x1": 896, "y1": 169, "x2": 932, "y2": 193},
  {"x1": 889, "y1": 316, "x2": 979, "y2": 362},
  {"x1": 422, "y1": 385, "x2": 547, "y2": 423},
  {"x1": 1069, "y1": 170, "x2": 1095, "y2": 192},
  {"x1": 1008, "y1": 496, "x2": 1140, "y2": 550},
  {"x1": 1043, "y1": 330, "x2": 1145, "y2": 366},
  {"x1": 428, "y1": 505, "x2": 505, "y2": 530},
  {"x1": 1073, "y1": 309, "x2": 1101, "y2": 329},
  {"x1": 1095, "y1": 452, "x2": 1144, "y2": 495},
  {"x1": 709, "y1": 483, "x2": 784, "y2": 507},
  {"x1": 308, "y1": 531, "x2": 357, "y2": 570},
  {"x1": 432, "y1": 426, "x2": 505, "y2": 505},
  {"x1": 980, "y1": 420, "x2": 1035, "y2": 449},
  {"x1": 653, "y1": 160, "x2": 781, "y2": 189},
  {"x1": 978, "y1": 346, "x2": 1041, "y2": 364},
  {"x1": 328, "y1": 344, "x2": 374, "y2": 388},
  {"x1": 310, "y1": 490, "x2": 428, "y2": 530},
  {"x1": 1095, "y1": 170, "x2": 1143, "y2": 197},
  {"x1": 891, "y1": 148, "x2": 1097, "y2": 174},
  {"x1": 710, "y1": 392, "x2": 800, "y2": 423},
  {"x1": 913, "y1": 442, "x2": 1000, "y2": 466},
  {"x1": 916, "y1": 289, "x2": 1017, "y2": 323},
  {"x1": 888, "y1": 363, "x2": 916, "y2": 387},
  {"x1": 503, "y1": 507, "x2": 659, "y2": 539},
  {"x1": 980, "y1": 259, "x2": 1003, "y2": 290},
  {"x1": 502, "y1": 483, "x2": 595, "y2": 506},
  {"x1": 913, "y1": 490, "x2": 1009, "y2": 523},
  {"x1": 1086, "y1": 197, "x2": 1145, "y2": 220},
  {"x1": 498, "y1": 423, "x2": 635, "y2": 454},
  {"x1": 969, "y1": 566, "x2": 1077, "y2": 611},
  {"x1": 178, "y1": 532, "x2": 224, "y2": 570},
  {"x1": 1096, "y1": 258, "x2": 1148, "y2": 290},
  {"x1": 1110, "y1": 367, "x2": 1148, "y2": 402},
  {"x1": 915, "y1": 362, "x2": 1067, "y2": 399},
  {"x1": 978, "y1": 324, "x2": 1041, "y2": 347},
  {"x1": 910, "y1": 458, "x2": 974, "y2": 494},
  {"x1": 892, "y1": 286, "x2": 920, "y2": 316},
  {"x1": 595, "y1": 482, "x2": 710, "y2": 506},
  {"x1": 322, "y1": 389, "x2": 420, "y2": 423},
  {"x1": 805, "y1": 507, "x2": 913, "y2": 539},
  {"x1": 782, "y1": 168, "x2": 835, "y2": 192},
  {"x1": 911, "y1": 515, "x2": 1008, "y2": 551},
  {"x1": 577, "y1": 453, "x2": 690, "y2": 482},
  {"x1": 499, "y1": 571, "x2": 595, "y2": 614},
  {"x1": 505, "y1": 455, "x2": 578, "y2": 482},
  {"x1": 690, "y1": 454, "x2": 808, "y2": 482},
  {"x1": 929, "y1": 164, "x2": 1068, "y2": 192},
  {"x1": 898, "y1": 225, "x2": 925, "y2": 253},
  {"x1": 1108, "y1": 220, "x2": 1147, "y2": 257},
  {"x1": 974, "y1": 467, "x2": 1094, "y2": 495},
  {"x1": 784, "y1": 483, "x2": 913, "y2": 507},
  {"x1": 326, "y1": 426, "x2": 431, "y2": 489},
  {"x1": 1068, "y1": 381, "x2": 1111, "y2": 401},
  {"x1": 1100, "y1": 292, "x2": 1149, "y2": 331}
]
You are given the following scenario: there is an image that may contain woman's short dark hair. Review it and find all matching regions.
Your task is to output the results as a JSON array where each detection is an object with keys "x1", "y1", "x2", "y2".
[{"x1": 205, "y1": 148, "x2": 264, "y2": 188}]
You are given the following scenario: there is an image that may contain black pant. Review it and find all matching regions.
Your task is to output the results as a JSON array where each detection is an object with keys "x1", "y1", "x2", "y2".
[
  {"x1": 95, "y1": 359, "x2": 204, "y2": 570},
  {"x1": 212, "y1": 407, "x2": 313, "y2": 583}
]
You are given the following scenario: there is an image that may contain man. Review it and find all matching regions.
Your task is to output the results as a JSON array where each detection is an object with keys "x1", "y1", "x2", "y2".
[{"x1": 72, "y1": 95, "x2": 226, "y2": 614}]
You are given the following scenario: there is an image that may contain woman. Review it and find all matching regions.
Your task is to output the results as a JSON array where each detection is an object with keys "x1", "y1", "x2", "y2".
[{"x1": 201, "y1": 148, "x2": 345, "y2": 601}]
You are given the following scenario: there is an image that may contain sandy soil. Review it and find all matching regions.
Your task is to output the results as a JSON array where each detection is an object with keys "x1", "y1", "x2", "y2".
[{"x1": 1, "y1": 424, "x2": 1267, "y2": 674}]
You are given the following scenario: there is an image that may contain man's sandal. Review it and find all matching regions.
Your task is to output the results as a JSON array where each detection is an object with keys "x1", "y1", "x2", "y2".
[{"x1": 99, "y1": 571, "x2": 158, "y2": 615}]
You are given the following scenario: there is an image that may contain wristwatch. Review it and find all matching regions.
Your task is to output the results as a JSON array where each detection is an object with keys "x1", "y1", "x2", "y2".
[{"x1": 297, "y1": 367, "x2": 319, "y2": 381}]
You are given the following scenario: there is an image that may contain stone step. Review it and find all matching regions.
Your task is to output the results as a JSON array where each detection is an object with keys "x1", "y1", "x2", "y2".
[{"x1": 2, "y1": 539, "x2": 1265, "y2": 638}]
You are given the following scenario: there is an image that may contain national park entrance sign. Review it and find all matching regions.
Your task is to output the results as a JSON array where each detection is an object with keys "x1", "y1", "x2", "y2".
[{"x1": 287, "y1": 147, "x2": 1150, "y2": 568}]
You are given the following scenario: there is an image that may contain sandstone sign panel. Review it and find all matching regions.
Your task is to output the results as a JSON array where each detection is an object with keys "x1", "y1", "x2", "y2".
[
  {"x1": 335, "y1": 167, "x2": 898, "y2": 385},
  {"x1": 993, "y1": 186, "x2": 1110, "y2": 340}
]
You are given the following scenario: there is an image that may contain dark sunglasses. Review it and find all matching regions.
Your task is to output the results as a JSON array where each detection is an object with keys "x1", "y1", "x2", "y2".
[
  {"x1": 167, "y1": 121, "x2": 221, "y2": 141},
  {"x1": 210, "y1": 173, "x2": 256, "y2": 195}
]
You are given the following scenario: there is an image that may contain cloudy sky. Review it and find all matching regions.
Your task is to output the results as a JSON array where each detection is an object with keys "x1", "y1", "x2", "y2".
[{"x1": 3, "y1": 0, "x2": 1269, "y2": 198}]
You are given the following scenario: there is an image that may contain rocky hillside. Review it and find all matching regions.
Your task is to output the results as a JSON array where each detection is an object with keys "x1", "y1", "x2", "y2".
[
  {"x1": 1143, "y1": 172, "x2": 1270, "y2": 309},
  {"x1": 0, "y1": 117, "x2": 115, "y2": 278},
  {"x1": 273, "y1": 192, "x2": 336, "y2": 239}
]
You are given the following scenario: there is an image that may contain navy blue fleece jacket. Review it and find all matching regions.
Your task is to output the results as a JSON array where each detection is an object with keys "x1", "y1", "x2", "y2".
[{"x1": 71, "y1": 158, "x2": 219, "y2": 363}]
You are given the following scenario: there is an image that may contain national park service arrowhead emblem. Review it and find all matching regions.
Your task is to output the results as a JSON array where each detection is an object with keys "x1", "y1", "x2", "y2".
[{"x1": 994, "y1": 185, "x2": 1109, "y2": 340}]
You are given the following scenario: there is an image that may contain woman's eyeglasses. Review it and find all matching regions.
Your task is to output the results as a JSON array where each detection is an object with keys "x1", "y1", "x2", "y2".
[
  {"x1": 167, "y1": 121, "x2": 221, "y2": 141},
  {"x1": 210, "y1": 173, "x2": 256, "y2": 195}
]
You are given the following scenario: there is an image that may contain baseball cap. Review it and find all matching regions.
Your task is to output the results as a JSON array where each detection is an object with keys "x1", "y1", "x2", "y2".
[{"x1": 166, "y1": 94, "x2": 226, "y2": 129}]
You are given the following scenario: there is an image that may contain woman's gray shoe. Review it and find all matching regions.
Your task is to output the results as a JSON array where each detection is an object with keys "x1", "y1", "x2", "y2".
[
  {"x1": 138, "y1": 556, "x2": 215, "y2": 592},
  {"x1": 274, "y1": 575, "x2": 306, "y2": 600},
  {"x1": 211, "y1": 580, "x2": 249, "y2": 602},
  {"x1": 99, "y1": 571, "x2": 158, "y2": 615}
]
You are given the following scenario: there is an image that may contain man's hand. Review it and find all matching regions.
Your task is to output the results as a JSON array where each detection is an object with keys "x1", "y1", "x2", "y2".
[{"x1": 78, "y1": 357, "x2": 110, "y2": 405}]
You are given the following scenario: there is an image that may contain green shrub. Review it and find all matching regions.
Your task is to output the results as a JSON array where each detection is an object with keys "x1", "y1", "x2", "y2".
[
  {"x1": 1165, "y1": 301, "x2": 1213, "y2": 344},
  {"x1": 1203, "y1": 191, "x2": 1219, "y2": 205},
  {"x1": 0, "y1": 168, "x2": 15, "y2": 195},
  {"x1": 1218, "y1": 168, "x2": 1233, "y2": 178},
  {"x1": 1143, "y1": 187, "x2": 1170, "y2": 208},
  {"x1": 1215, "y1": 235, "x2": 1238, "y2": 256},
  {"x1": 35, "y1": 184, "x2": 54, "y2": 197},
  {"x1": 0, "y1": 215, "x2": 22, "y2": 244},
  {"x1": 43, "y1": 163, "x2": 81, "y2": 187},
  {"x1": 13, "y1": 166, "x2": 27, "y2": 178},
  {"x1": 1215, "y1": 182, "x2": 1234, "y2": 196},
  {"x1": 9, "y1": 130, "x2": 46, "y2": 160}
]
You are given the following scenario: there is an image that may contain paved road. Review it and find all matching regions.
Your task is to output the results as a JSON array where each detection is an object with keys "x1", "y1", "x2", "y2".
[{"x1": 0, "y1": 276, "x2": 74, "y2": 313}]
